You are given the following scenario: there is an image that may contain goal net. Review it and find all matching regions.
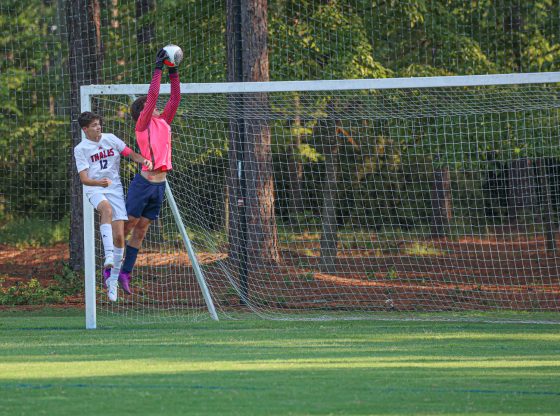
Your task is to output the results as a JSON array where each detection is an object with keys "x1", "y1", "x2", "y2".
[{"x1": 82, "y1": 72, "x2": 560, "y2": 326}]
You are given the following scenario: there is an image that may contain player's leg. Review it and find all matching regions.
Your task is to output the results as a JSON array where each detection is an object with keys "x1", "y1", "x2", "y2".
[
  {"x1": 120, "y1": 174, "x2": 147, "y2": 292},
  {"x1": 120, "y1": 174, "x2": 153, "y2": 294},
  {"x1": 112, "y1": 220, "x2": 126, "y2": 271},
  {"x1": 90, "y1": 195, "x2": 118, "y2": 301},
  {"x1": 124, "y1": 215, "x2": 140, "y2": 240},
  {"x1": 107, "y1": 191, "x2": 128, "y2": 281},
  {"x1": 89, "y1": 194, "x2": 114, "y2": 270},
  {"x1": 128, "y1": 216, "x2": 152, "y2": 247},
  {"x1": 119, "y1": 216, "x2": 151, "y2": 294},
  {"x1": 106, "y1": 220, "x2": 124, "y2": 302},
  {"x1": 120, "y1": 178, "x2": 166, "y2": 294},
  {"x1": 102, "y1": 191, "x2": 128, "y2": 301}
]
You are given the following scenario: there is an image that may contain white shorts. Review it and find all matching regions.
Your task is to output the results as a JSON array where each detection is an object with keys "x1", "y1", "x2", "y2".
[{"x1": 87, "y1": 191, "x2": 128, "y2": 221}]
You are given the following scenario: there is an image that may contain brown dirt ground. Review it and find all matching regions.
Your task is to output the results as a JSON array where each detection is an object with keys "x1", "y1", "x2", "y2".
[
  {"x1": 0, "y1": 243, "x2": 69, "y2": 285},
  {"x1": 0, "y1": 243, "x2": 83, "y2": 310},
  {"x1": 1, "y1": 235, "x2": 559, "y2": 312}
]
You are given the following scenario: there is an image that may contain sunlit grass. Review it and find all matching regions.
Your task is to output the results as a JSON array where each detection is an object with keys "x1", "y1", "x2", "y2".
[
  {"x1": 1, "y1": 356, "x2": 559, "y2": 380},
  {"x1": 0, "y1": 309, "x2": 559, "y2": 415}
]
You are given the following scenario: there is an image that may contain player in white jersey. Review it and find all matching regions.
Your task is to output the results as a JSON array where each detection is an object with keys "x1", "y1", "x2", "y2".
[{"x1": 74, "y1": 112, "x2": 152, "y2": 301}]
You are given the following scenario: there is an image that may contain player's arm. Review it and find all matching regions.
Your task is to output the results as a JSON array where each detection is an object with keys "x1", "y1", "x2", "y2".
[
  {"x1": 74, "y1": 147, "x2": 110, "y2": 187},
  {"x1": 118, "y1": 142, "x2": 153, "y2": 170},
  {"x1": 78, "y1": 170, "x2": 112, "y2": 187},
  {"x1": 135, "y1": 49, "x2": 169, "y2": 132},
  {"x1": 127, "y1": 149, "x2": 153, "y2": 171},
  {"x1": 161, "y1": 66, "x2": 181, "y2": 125}
]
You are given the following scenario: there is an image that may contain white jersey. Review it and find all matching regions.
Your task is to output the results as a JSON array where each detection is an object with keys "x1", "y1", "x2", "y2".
[{"x1": 74, "y1": 133, "x2": 128, "y2": 195}]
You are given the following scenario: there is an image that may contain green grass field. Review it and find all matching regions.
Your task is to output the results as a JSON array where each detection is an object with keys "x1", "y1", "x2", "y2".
[{"x1": 0, "y1": 309, "x2": 559, "y2": 415}]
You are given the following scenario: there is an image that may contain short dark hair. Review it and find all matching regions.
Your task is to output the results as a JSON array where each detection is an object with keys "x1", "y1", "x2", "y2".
[
  {"x1": 78, "y1": 111, "x2": 102, "y2": 128},
  {"x1": 130, "y1": 96, "x2": 148, "y2": 122}
]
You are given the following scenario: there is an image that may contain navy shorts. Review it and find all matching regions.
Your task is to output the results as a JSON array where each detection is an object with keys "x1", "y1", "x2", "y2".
[{"x1": 126, "y1": 174, "x2": 166, "y2": 220}]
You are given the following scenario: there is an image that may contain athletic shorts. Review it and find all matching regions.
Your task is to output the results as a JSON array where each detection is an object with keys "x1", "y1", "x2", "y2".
[
  {"x1": 87, "y1": 190, "x2": 128, "y2": 221},
  {"x1": 126, "y1": 173, "x2": 166, "y2": 220}
]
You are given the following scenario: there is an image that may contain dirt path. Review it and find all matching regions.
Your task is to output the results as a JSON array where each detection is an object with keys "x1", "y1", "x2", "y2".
[{"x1": 0, "y1": 243, "x2": 69, "y2": 285}]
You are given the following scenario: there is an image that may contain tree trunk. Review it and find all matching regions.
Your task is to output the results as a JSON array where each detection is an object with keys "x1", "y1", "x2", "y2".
[
  {"x1": 241, "y1": 0, "x2": 279, "y2": 264},
  {"x1": 244, "y1": 101, "x2": 279, "y2": 264},
  {"x1": 536, "y1": 158, "x2": 556, "y2": 253},
  {"x1": 65, "y1": 0, "x2": 103, "y2": 271},
  {"x1": 226, "y1": 0, "x2": 248, "y2": 300},
  {"x1": 287, "y1": 94, "x2": 304, "y2": 214},
  {"x1": 285, "y1": 0, "x2": 303, "y2": 213},
  {"x1": 430, "y1": 165, "x2": 452, "y2": 238},
  {"x1": 319, "y1": 104, "x2": 339, "y2": 274},
  {"x1": 136, "y1": 0, "x2": 155, "y2": 45},
  {"x1": 507, "y1": 157, "x2": 536, "y2": 227}
]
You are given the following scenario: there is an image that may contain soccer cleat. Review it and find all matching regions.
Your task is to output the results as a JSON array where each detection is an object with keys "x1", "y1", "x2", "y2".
[
  {"x1": 118, "y1": 271, "x2": 132, "y2": 295},
  {"x1": 102, "y1": 267, "x2": 111, "y2": 289},
  {"x1": 107, "y1": 280, "x2": 118, "y2": 302}
]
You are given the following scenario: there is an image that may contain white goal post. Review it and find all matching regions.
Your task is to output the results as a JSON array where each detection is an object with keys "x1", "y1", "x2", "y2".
[
  {"x1": 80, "y1": 89, "x2": 220, "y2": 329},
  {"x1": 81, "y1": 72, "x2": 560, "y2": 328}
]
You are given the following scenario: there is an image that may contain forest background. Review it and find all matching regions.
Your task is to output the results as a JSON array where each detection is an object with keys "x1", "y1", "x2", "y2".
[{"x1": 1, "y1": 0, "x2": 559, "y2": 279}]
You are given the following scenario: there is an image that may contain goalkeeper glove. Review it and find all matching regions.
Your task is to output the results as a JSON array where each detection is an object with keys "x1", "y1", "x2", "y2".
[
  {"x1": 168, "y1": 65, "x2": 178, "y2": 75},
  {"x1": 155, "y1": 48, "x2": 169, "y2": 70}
]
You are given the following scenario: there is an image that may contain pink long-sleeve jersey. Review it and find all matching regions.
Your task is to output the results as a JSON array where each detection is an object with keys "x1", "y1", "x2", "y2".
[{"x1": 135, "y1": 69, "x2": 181, "y2": 172}]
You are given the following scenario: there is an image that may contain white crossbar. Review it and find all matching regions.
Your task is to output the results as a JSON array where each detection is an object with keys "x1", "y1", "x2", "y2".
[{"x1": 81, "y1": 72, "x2": 560, "y2": 96}]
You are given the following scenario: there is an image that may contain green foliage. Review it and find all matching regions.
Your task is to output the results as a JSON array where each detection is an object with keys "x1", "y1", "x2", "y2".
[
  {"x1": 0, "y1": 278, "x2": 65, "y2": 305},
  {"x1": 385, "y1": 267, "x2": 399, "y2": 280},
  {"x1": 52, "y1": 262, "x2": 84, "y2": 294},
  {"x1": 0, "y1": 0, "x2": 67, "y2": 221},
  {"x1": 270, "y1": 0, "x2": 393, "y2": 80},
  {"x1": 0, "y1": 261, "x2": 81, "y2": 306},
  {"x1": 2, "y1": 0, "x2": 560, "y2": 235},
  {"x1": 0, "y1": 216, "x2": 69, "y2": 247},
  {"x1": 1, "y1": 118, "x2": 69, "y2": 220},
  {"x1": 300, "y1": 271, "x2": 315, "y2": 282},
  {"x1": 403, "y1": 242, "x2": 446, "y2": 256}
]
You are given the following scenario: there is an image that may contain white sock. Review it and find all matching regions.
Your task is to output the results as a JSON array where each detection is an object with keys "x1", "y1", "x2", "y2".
[
  {"x1": 100, "y1": 223, "x2": 114, "y2": 263},
  {"x1": 109, "y1": 246, "x2": 124, "y2": 283}
]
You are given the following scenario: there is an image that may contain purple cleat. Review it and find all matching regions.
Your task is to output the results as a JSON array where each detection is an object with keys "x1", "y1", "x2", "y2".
[
  {"x1": 102, "y1": 268, "x2": 111, "y2": 289},
  {"x1": 118, "y1": 271, "x2": 132, "y2": 294}
]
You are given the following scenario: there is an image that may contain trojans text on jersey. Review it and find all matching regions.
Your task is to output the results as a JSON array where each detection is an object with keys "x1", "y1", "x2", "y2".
[{"x1": 90, "y1": 148, "x2": 115, "y2": 163}]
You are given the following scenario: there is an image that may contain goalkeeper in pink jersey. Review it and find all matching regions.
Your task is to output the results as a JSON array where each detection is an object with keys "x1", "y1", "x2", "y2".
[{"x1": 118, "y1": 48, "x2": 181, "y2": 294}]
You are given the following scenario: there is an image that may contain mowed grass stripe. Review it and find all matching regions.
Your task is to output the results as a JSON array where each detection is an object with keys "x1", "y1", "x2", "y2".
[{"x1": 1, "y1": 357, "x2": 560, "y2": 380}]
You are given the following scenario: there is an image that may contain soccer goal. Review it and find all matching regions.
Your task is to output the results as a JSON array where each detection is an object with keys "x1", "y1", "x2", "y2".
[{"x1": 81, "y1": 72, "x2": 560, "y2": 327}]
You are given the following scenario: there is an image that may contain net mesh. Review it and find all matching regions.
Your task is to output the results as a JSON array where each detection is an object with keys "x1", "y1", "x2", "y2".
[
  {"x1": 2, "y1": 1, "x2": 559, "y2": 322},
  {"x1": 3, "y1": 0, "x2": 560, "y2": 221},
  {"x1": 92, "y1": 81, "x2": 560, "y2": 322}
]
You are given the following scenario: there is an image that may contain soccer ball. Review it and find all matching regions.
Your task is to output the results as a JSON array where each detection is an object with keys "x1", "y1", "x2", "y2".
[{"x1": 163, "y1": 44, "x2": 183, "y2": 67}]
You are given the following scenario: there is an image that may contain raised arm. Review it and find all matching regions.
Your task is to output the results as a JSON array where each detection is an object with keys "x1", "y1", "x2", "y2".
[
  {"x1": 136, "y1": 49, "x2": 169, "y2": 132},
  {"x1": 161, "y1": 68, "x2": 181, "y2": 125},
  {"x1": 135, "y1": 69, "x2": 163, "y2": 132}
]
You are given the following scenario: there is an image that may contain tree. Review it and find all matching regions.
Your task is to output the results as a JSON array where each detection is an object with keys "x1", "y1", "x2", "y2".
[
  {"x1": 0, "y1": 0, "x2": 67, "y2": 222},
  {"x1": 65, "y1": 0, "x2": 103, "y2": 271},
  {"x1": 242, "y1": 0, "x2": 279, "y2": 264},
  {"x1": 287, "y1": 95, "x2": 304, "y2": 214},
  {"x1": 317, "y1": 102, "x2": 339, "y2": 274},
  {"x1": 227, "y1": 0, "x2": 279, "y2": 275}
]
